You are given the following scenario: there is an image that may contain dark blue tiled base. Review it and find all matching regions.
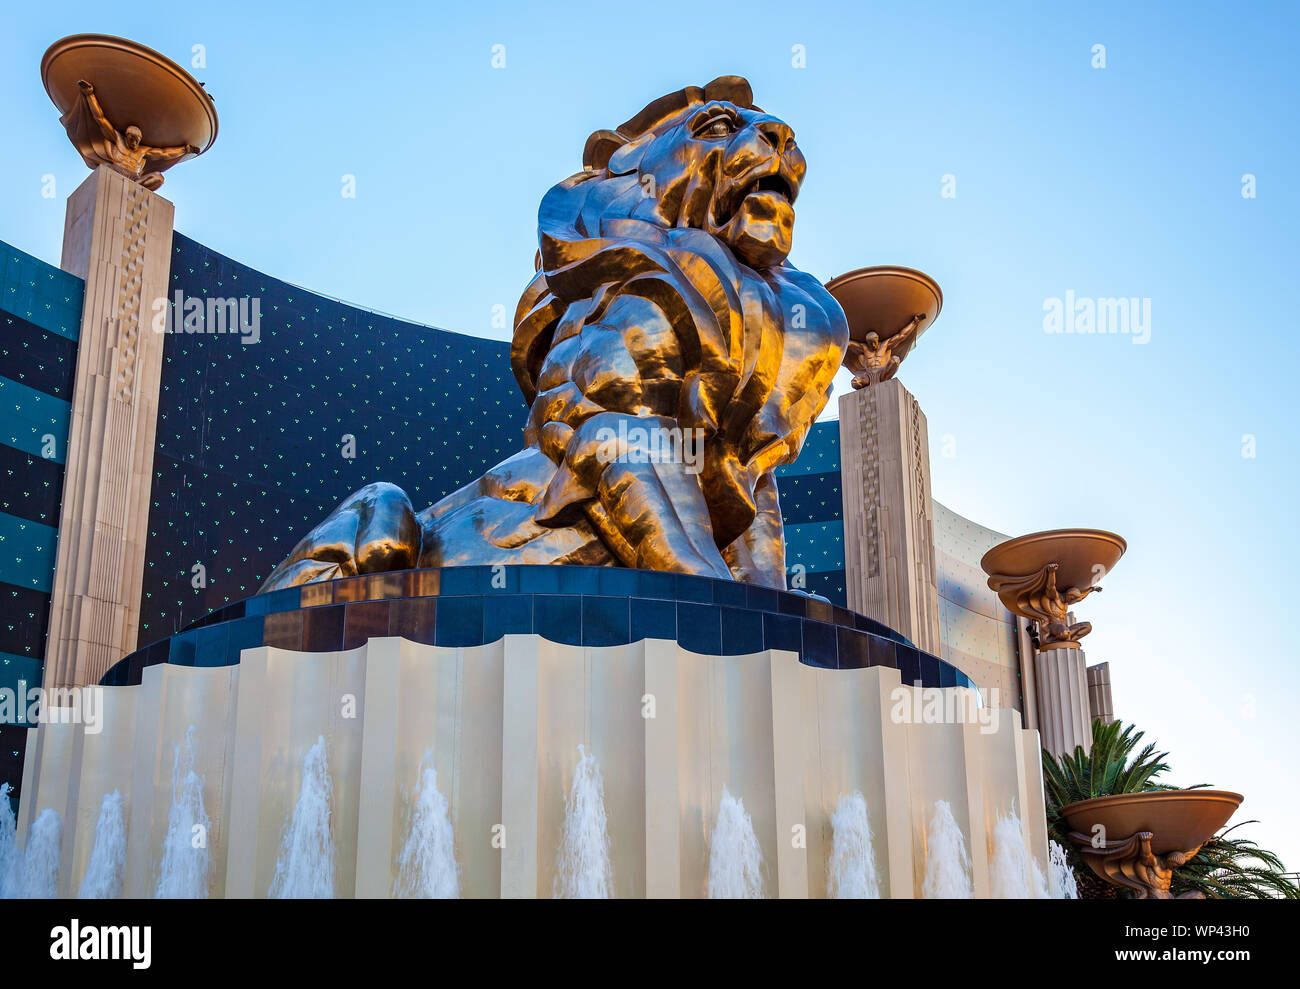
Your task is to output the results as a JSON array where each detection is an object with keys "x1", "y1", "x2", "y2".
[{"x1": 102, "y1": 565, "x2": 976, "y2": 692}]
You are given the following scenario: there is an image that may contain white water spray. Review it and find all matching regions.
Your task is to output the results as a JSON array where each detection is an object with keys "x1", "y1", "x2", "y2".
[
  {"x1": 0, "y1": 783, "x2": 17, "y2": 897},
  {"x1": 827, "y1": 790, "x2": 880, "y2": 898},
  {"x1": 554, "y1": 744, "x2": 614, "y2": 898},
  {"x1": 79, "y1": 791, "x2": 127, "y2": 898},
  {"x1": 989, "y1": 810, "x2": 1036, "y2": 898},
  {"x1": 921, "y1": 800, "x2": 972, "y2": 898},
  {"x1": 269, "y1": 735, "x2": 336, "y2": 899},
  {"x1": 1047, "y1": 839, "x2": 1079, "y2": 899},
  {"x1": 15, "y1": 808, "x2": 62, "y2": 898},
  {"x1": 394, "y1": 754, "x2": 459, "y2": 898},
  {"x1": 156, "y1": 726, "x2": 212, "y2": 898},
  {"x1": 707, "y1": 787, "x2": 764, "y2": 899}
]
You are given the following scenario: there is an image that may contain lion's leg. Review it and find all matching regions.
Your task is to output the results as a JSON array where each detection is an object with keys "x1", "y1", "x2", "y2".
[
  {"x1": 594, "y1": 458, "x2": 731, "y2": 577},
  {"x1": 260, "y1": 481, "x2": 420, "y2": 590},
  {"x1": 535, "y1": 411, "x2": 731, "y2": 578},
  {"x1": 722, "y1": 470, "x2": 786, "y2": 588}
]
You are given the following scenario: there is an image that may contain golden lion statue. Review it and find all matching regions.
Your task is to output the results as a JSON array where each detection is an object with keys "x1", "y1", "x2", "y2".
[{"x1": 262, "y1": 76, "x2": 847, "y2": 591}]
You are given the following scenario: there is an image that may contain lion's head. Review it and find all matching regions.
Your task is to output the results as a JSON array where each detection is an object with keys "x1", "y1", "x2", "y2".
[
  {"x1": 579, "y1": 76, "x2": 806, "y2": 269},
  {"x1": 512, "y1": 77, "x2": 842, "y2": 414}
]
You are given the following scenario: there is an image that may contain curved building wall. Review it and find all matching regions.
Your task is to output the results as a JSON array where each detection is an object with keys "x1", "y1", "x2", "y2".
[
  {"x1": 771, "y1": 420, "x2": 846, "y2": 605},
  {"x1": 140, "y1": 234, "x2": 530, "y2": 640},
  {"x1": 0, "y1": 241, "x2": 83, "y2": 804},
  {"x1": 933, "y1": 501, "x2": 1024, "y2": 710}
]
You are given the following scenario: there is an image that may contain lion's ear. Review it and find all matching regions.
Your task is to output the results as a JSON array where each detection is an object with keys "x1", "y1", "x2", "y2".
[
  {"x1": 605, "y1": 131, "x2": 654, "y2": 176},
  {"x1": 584, "y1": 128, "x2": 654, "y2": 175},
  {"x1": 703, "y1": 76, "x2": 754, "y2": 110},
  {"x1": 582, "y1": 129, "x2": 626, "y2": 171}
]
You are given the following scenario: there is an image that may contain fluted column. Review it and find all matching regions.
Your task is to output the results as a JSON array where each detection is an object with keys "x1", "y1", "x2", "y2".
[
  {"x1": 1033, "y1": 647, "x2": 1093, "y2": 757},
  {"x1": 1087, "y1": 661, "x2": 1114, "y2": 725}
]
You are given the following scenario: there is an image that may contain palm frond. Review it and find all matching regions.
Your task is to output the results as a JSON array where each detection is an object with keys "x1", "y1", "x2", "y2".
[{"x1": 1041, "y1": 720, "x2": 1294, "y2": 899}]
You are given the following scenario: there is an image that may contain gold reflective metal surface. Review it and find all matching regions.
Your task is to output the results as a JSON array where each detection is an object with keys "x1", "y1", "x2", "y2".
[
  {"x1": 42, "y1": 34, "x2": 217, "y2": 189},
  {"x1": 980, "y1": 528, "x2": 1126, "y2": 650},
  {"x1": 263, "y1": 76, "x2": 848, "y2": 591},
  {"x1": 826, "y1": 266, "x2": 942, "y2": 388}
]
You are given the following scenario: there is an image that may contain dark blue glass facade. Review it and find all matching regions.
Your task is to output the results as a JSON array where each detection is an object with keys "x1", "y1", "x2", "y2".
[
  {"x1": 0, "y1": 241, "x2": 84, "y2": 809},
  {"x1": 774, "y1": 421, "x2": 845, "y2": 604},
  {"x1": 139, "y1": 234, "x2": 530, "y2": 640}
]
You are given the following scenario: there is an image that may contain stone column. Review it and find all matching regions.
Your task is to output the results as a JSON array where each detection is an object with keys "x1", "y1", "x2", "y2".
[
  {"x1": 837, "y1": 378, "x2": 942, "y2": 653},
  {"x1": 1014, "y1": 616, "x2": 1039, "y2": 730},
  {"x1": 1087, "y1": 661, "x2": 1114, "y2": 725},
  {"x1": 1033, "y1": 646, "x2": 1093, "y2": 757},
  {"x1": 43, "y1": 166, "x2": 173, "y2": 688}
]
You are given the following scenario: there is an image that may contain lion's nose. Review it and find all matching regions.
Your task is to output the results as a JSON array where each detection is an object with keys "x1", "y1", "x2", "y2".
[{"x1": 756, "y1": 119, "x2": 794, "y2": 152}]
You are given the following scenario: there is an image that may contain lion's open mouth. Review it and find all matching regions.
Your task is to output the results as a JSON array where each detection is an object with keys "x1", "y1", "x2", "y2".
[
  {"x1": 714, "y1": 166, "x2": 799, "y2": 226},
  {"x1": 751, "y1": 174, "x2": 795, "y2": 201}
]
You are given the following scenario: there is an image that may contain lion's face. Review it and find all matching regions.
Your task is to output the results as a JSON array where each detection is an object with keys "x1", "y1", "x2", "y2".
[{"x1": 617, "y1": 101, "x2": 808, "y2": 269}]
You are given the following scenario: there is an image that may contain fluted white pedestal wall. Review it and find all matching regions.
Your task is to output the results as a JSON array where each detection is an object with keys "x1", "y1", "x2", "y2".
[{"x1": 19, "y1": 635, "x2": 1047, "y2": 898}]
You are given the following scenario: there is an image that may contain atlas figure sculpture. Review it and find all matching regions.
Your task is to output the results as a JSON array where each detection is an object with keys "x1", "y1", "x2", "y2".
[{"x1": 62, "y1": 79, "x2": 197, "y2": 190}]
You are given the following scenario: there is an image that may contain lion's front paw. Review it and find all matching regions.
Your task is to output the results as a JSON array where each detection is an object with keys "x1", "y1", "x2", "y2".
[{"x1": 260, "y1": 481, "x2": 421, "y2": 591}]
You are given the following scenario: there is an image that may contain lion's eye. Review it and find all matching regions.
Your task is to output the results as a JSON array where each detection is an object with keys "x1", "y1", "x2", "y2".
[{"x1": 695, "y1": 113, "x2": 736, "y2": 139}]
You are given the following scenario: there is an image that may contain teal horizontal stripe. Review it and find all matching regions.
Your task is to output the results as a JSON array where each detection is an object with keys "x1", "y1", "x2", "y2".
[
  {"x1": 0, "y1": 240, "x2": 84, "y2": 341},
  {"x1": 0, "y1": 377, "x2": 70, "y2": 464},
  {"x1": 0, "y1": 512, "x2": 58, "y2": 592},
  {"x1": 783, "y1": 519, "x2": 845, "y2": 574},
  {"x1": 0, "y1": 652, "x2": 42, "y2": 694}
]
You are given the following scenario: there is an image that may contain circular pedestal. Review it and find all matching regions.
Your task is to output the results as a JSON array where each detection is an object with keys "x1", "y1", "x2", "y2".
[{"x1": 102, "y1": 565, "x2": 976, "y2": 691}]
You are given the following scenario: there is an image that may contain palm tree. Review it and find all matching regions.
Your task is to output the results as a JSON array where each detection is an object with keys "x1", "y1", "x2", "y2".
[
  {"x1": 1170, "y1": 822, "x2": 1299, "y2": 899},
  {"x1": 1042, "y1": 720, "x2": 1296, "y2": 899}
]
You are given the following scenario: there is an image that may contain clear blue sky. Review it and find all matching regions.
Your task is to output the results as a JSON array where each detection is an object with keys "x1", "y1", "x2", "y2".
[{"x1": 3, "y1": 1, "x2": 1297, "y2": 869}]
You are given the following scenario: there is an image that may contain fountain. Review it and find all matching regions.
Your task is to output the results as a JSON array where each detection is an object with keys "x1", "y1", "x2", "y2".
[
  {"x1": 393, "y1": 753, "x2": 459, "y2": 899},
  {"x1": 269, "y1": 735, "x2": 336, "y2": 899},
  {"x1": 989, "y1": 809, "x2": 1036, "y2": 899},
  {"x1": 1047, "y1": 839, "x2": 1079, "y2": 899},
  {"x1": 0, "y1": 783, "x2": 17, "y2": 897},
  {"x1": 78, "y1": 790, "x2": 127, "y2": 898},
  {"x1": 922, "y1": 800, "x2": 972, "y2": 898},
  {"x1": 1031, "y1": 857, "x2": 1052, "y2": 898},
  {"x1": 827, "y1": 791, "x2": 880, "y2": 898},
  {"x1": 553, "y1": 744, "x2": 614, "y2": 899},
  {"x1": 15, "y1": 808, "x2": 63, "y2": 898},
  {"x1": 707, "y1": 787, "x2": 764, "y2": 899},
  {"x1": 156, "y1": 726, "x2": 212, "y2": 898}
]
